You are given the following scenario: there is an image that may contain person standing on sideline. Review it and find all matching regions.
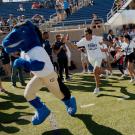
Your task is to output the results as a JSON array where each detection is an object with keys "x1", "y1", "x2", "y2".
[
  {"x1": 10, "y1": 51, "x2": 26, "y2": 87},
  {"x1": 52, "y1": 34, "x2": 70, "y2": 81},
  {"x1": 42, "y1": 31, "x2": 53, "y2": 62}
]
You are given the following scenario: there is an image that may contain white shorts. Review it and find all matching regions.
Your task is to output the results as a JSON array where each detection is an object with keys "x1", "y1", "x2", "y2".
[{"x1": 89, "y1": 58, "x2": 102, "y2": 70}]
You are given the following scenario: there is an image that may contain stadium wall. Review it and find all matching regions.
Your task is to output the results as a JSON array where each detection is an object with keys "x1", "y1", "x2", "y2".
[{"x1": 107, "y1": 10, "x2": 135, "y2": 30}]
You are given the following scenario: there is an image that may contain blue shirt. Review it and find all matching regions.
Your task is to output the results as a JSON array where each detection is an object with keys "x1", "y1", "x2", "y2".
[{"x1": 64, "y1": 0, "x2": 69, "y2": 9}]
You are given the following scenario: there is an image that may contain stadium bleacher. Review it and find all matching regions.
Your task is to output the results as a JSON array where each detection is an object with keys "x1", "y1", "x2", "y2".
[
  {"x1": 65, "y1": 0, "x2": 115, "y2": 21},
  {"x1": 0, "y1": 2, "x2": 56, "y2": 20},
  {"x1": 54, "y1": 0, "x2": 115, "y2": 27},
  {"x1": 0, "y1": 0, "x2": 115, "y2": 26}
]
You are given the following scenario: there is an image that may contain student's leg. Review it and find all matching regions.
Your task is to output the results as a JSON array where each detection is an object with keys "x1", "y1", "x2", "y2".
[
  {"x1": 127, "y1": 61, "x2": 134, "y2": 82},
  {"x1": 92, "y1": 59, "x2": 102, "y2": 93},
  {"x1": 118, "y1": 64, "x2": 124, "y2": 74},
  {"x1": 94, "y1": 66, "x2": 100, "y2": 88}
]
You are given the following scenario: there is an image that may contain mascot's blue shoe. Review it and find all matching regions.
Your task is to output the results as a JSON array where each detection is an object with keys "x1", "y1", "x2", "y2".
[
  {"x1": 63, "y1": 96, "x2": 77, "y2": 116},
  {"x1": 29, "y1": 97, "x2": 51, "y2": 125},
  {"x1": 32, "y1": 104, "x2": 51, "y2": 125}
]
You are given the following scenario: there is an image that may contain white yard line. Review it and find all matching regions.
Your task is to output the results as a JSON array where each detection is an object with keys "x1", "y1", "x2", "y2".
[{"x1": 80, "y1": 103, "x2": 95, "y2": 108}]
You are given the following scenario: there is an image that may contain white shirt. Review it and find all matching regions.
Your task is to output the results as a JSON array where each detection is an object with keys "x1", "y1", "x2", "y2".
[
  {"x1": 100, "y1": 44, "x2": 109, "y2": 59},
  {"x1": 76, "y1": 36, "x2": 103, "y2": 62},
  {"x1": 121, "y1": 41, "x2": 135, "y2": 56},
  {"x1": 21, "y1": 46, "x2": 54, "y2": 77}
]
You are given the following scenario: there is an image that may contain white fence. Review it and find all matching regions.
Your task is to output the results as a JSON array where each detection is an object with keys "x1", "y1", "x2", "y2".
[{"x1": 107, "y1": 0, "x2": 131, "y2": 21}]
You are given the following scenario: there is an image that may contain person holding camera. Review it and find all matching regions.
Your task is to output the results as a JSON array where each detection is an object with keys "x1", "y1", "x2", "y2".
[{"x1": 52, "y1": 34, "x2": 70, "y2": 81}]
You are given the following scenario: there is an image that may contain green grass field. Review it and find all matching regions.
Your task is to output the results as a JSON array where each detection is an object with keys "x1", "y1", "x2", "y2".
[{"x1": 0, "y1": 72, "x2": 135, "y2": 135}]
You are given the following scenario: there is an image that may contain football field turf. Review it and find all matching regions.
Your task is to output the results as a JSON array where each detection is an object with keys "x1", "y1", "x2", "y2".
[{"x1": 0, "y1": 72, "x2": 135, "y2": 135}]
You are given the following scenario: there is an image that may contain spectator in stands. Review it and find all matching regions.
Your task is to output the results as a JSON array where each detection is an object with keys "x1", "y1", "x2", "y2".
[
  {"x1": 32, "y1": 14, "x2": 45, "y2": 26},
  {"x1": 17, "y1": 3, "x2": 25, "y2": 12},
  {"x1": 89, "y1": 0, "x2": 94, "y2": 6},
  {"x1": 44, "y1": 0, "x2": 55, "y2": 8},
  {"x1": 91, "y1": 13, "x2": 102, "y2": 29},
  {"x1": 55, "y1": 0, "x2": 65, "y2": 21},
  {"x1": 0, "y1": 19, "x2": 10, "y2": 33},
  {"x1": 114, "y1": 0, "x2": 124, "y2": 9},
  {"x1": 42, "y1": 31, "x2": 53, "y2": 62},
  {"x1": 17, "y1": 15, "x2": 26, "y2": 23},
  {"x1": 52, "y1": 34, "x2": 70, "y2": 81},
  {"x1": 11, "y1": 51, "x2": 26, "y2": 87},
  {"x1": 64, "y1": 0, "x2": 71, "y2": 17},
  {"x1": 68, "y1": 0, "x2": 73, "y2": 13},
  {"x1": 31, "y1": 2, "x2": 41, "y2": 9},
  {"x1": 7, "y1": 14, "x2": 17, "y2": 29},
  {"x1": 0, "y1": 46, "x2": 11, "y2": 79}
]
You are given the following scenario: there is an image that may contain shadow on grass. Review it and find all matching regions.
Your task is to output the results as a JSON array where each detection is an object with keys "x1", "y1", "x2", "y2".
[
  {"x1": 97, "y1": 94, "x2": 123, "y2": 99},
  {"x1": 0, "y1": 111, "x2": 32, "y2": 124},
  {"x1": 0, "y1": 91, "x2": 33, "y2": 134},
  {"x1": 0, "y1": 111, "x2": 32, "y2": 134},
  {"x1": 0, "y1": 124, "x2": 20, "y2": 134},
  {"x1": 66, "y1": 75, "x2": 121, "y2": 92},
  {"x1": 120, "y1": 87, "x2": 135, "y2": 100},
  {"x1": 97, "y1": 87, "x2": 135, "y2": 100},
  {"x1": 74, "y1": 114, "x2": 122, "y2": 135},
  {"x1": 0, "y1": 101, "x2": 28, "y2": 110},
  {"x1": 42, "y1": 129, "x2": 73, "y2": 135},
  {"x1": 0, "y1": 91, "x2": 26, "y2": 103}
]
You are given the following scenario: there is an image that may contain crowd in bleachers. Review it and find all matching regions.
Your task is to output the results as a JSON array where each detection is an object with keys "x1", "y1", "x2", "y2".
[
  {"x1": 114, "y1": 0, "x2": 125, "y2": 9},
  {"x1": 0, "y1": 0, "x2": 94, "y2": 33},
  {"x1": 0, "y1": 13, "x2": 46, "y2": 34}
]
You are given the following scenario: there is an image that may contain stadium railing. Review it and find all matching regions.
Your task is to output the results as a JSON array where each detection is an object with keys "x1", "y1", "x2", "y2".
[
  {"x1": 107, "y1": 0, "x2": 129, "y2": 21},
  {"x1": 40, "y1": 18, "x2": 105, "y2": 32}
]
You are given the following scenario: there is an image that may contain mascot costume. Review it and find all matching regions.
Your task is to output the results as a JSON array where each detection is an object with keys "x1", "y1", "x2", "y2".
[{"x1": 2, "y1": 21, "x2": 77, "y2": 125}]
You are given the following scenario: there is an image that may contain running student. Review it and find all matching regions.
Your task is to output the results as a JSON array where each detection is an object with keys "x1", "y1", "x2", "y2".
[{"x1": 76, "y1": 28, "x2": 103, "y2": 94}]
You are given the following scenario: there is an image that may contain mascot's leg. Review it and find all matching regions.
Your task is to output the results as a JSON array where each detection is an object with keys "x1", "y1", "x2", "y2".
[
  {"x1": 41, "y1": 72, "x2": 77, "y2": 116},
  {"x1": 24, "y1": 76, "x2": 51, "y2": 125},
  {"x1": 57, "y1": 77, "x2": 77, "y2": 116}
]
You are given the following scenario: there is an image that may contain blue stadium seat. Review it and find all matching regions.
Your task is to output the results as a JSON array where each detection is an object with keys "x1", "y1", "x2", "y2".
[
  {"x1": 54, "y1": 0, "x2": 114, "y2": 26},
  {"x1": 0, "y1": 2, "x2": 56, "y2": 20}
]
